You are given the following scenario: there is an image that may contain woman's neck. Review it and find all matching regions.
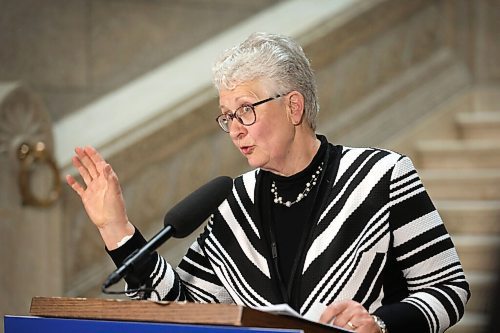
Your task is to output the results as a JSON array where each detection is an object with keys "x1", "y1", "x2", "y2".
[{"x1": 264, "y1": 133, "x2": 321, "y2": 177}]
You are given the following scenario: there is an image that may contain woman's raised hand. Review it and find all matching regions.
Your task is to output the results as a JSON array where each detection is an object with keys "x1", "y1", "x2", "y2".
[{"x1": 66, "y1": 146, "x2": 134, "y2": 249}]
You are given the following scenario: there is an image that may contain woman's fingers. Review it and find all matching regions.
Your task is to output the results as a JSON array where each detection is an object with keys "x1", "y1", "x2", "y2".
[
  {"x1": 69, "y1": 146, "x2": 118, "y2": 192},
  {"x1": 319, "y1": 303, "x2": 338, "y2": 324},
  {"x1": 75, "y1": 146, "x2": 100, "y2": 180},
  {"x1": 71, "y1": 145, "x2": 109, "y2": 187},
  {"x1": 71, "y1": 154, "x2": 93, "y2": 185},
  {"x1": 85, "y1": 146, "x2": 106, "y2": 169},
  {"x1": 103, "y1": 163, "x2": 122, "y2": 195},
  {"x1": 320, "y1": 300, "x2": 373, "y2": 332},
  {"x1": 319, "y1": 301, "x2": 350, "y2": 326},
  {"x1": 324, "y1": 301, "x2": 353, "y2": 327},
  {"x1": 66, "y1": 174, "x2": 84, "y2": 197}
]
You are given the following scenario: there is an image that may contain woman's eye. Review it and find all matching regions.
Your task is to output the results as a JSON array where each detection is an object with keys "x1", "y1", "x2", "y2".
[{"x1": 241, "y1": 105, "x2": 253, "y2": 113}]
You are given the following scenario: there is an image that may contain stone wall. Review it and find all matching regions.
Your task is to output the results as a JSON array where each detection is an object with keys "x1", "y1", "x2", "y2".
[
  {"x1": 0, "y1": 83, "x2": 64, "y2": 319},
  {"x1": 0, "y1": 0, "x2": 283, "y2": 121}
]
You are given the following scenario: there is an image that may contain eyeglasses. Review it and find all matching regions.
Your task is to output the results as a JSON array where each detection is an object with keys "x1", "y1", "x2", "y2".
[{"x1": 216, "y1": 94, "x2": 286, "y2": 133}]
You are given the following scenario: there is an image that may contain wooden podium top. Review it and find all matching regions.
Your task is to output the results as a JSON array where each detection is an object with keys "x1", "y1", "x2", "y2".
[{"x1": 30, "y1": 297, "x2": 346, "y2": 333}]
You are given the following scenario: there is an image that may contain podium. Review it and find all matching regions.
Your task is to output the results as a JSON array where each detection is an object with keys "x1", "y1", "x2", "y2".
[{"x1": 4, "y1": 297, "x2": 347, "y2": 333}]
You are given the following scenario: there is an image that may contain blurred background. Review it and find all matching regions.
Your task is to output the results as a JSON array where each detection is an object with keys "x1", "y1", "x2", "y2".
[{"x1": 0, "y1": 1, "x2": 499, "y2": 332}]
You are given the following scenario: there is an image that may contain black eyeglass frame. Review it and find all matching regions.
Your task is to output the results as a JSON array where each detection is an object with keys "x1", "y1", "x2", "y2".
[{"x1": 215, "y1": 93, "x2": 286, "y2": 133}]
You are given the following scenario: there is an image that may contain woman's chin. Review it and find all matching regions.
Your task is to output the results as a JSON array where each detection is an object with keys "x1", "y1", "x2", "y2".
[
  {"x1": 246, "y1": 159, "x2": 260, "y2": 169},
  {"x1": 245, "y1": 156, "x2": 265, "y2": 170}
]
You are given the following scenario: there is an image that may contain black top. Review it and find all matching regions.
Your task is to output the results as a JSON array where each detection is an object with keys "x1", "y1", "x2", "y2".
[{"x1": 258, "y1": 135, "x2": 334, "y2": 307}]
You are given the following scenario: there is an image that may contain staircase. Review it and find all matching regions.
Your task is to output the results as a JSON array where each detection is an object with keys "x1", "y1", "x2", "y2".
[{"x1": 415, "y1": 111, "x2": 500, "y2": 332}]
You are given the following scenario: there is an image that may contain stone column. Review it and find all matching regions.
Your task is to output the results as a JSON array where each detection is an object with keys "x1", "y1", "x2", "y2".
[{"x1": 0, "y1": 83, "x2": 64, "y2": 322}]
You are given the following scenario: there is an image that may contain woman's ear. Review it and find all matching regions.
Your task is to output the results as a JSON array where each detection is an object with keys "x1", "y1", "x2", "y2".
[{"x1": 287, "y1": 91, "x2": 305, "y2": 126}]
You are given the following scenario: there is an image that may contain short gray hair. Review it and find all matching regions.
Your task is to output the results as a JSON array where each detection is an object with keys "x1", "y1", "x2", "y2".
[{"x1": 212, "y1": 32, "x2": 319, "y2": 130}]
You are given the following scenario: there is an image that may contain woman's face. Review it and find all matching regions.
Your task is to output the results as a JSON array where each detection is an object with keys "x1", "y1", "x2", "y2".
[{"x1": 219, "y1": 81, "x2": 296, "y2": 175}]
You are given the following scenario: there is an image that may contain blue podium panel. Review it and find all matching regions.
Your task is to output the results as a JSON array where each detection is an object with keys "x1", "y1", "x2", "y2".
[{"x1": 4, "y1": 316, "x2": 303, "y2": 333}]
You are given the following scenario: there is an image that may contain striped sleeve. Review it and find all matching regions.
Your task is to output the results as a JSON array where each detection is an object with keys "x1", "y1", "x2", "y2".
[
  {"x1": 175, "y1": 230, "x2": 234, "y2": 303},
  {"x1": 109, "y1": 221, "x2": 232, "y2": 303},
  {"x1": 376, "y1": 156, "x2": 470, "y2": 333}
]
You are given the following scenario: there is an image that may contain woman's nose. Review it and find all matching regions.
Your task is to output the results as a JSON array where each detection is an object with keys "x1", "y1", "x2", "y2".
[{"x1": 229, "y1": 119, "x2": 246, "y2": 139}]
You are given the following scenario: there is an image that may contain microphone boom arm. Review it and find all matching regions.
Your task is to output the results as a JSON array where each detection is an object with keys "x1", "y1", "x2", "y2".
[{"x1": 102, "y1": 225, "x2": 174, "y2": 289}]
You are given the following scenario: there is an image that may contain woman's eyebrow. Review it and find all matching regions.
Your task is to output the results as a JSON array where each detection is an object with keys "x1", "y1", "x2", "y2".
[{"x1": 220, "y1": 95, "x2": 256, "y2": 111}]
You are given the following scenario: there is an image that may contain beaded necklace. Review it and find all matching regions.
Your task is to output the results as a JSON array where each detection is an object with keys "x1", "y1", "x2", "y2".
[{"x1": 270, "y1": 162, "x2": 324, "y2": 207}]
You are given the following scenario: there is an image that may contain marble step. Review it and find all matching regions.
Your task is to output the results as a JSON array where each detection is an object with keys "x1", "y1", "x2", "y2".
[
  {"x1": 452, "y1": 235, "x2": 500, "y2": 272},
  {"x1": 421, "y1": 169, "x2": 500, "y2": 200},
  {"x1": 416, "y1": 140, "x2": 500, "y2": 169},
  {"x1": 456, "y1": 111, "x2": 500, "y2": 140},
  {"x1": 436, "y1": 200, "x2": 500, "y2": 235},
  {"x1": 464, "y1": 271, "x2": 498, "y2": 314}
]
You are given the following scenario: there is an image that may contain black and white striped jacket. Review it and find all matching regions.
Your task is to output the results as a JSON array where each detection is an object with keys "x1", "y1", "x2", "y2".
[{"x1": 118, "y1": 143, "x2": 469, "y2": 333}]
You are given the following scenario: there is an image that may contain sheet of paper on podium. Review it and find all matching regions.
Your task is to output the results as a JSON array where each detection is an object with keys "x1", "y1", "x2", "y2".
[{"x1": 252, "y1": 304, "x2": 351, "y2": 332}]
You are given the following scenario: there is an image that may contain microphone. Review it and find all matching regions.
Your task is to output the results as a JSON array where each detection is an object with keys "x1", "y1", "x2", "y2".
[{"x1": 103, "y1": 176, "x2": 233, "y2": 289}]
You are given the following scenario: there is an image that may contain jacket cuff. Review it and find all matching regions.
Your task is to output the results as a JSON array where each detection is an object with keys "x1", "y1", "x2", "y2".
[
  {"x1": 373, "y1": 303, "x2": 428, "y2": 333},
  {"x1": 106, "y1": 228, "x2": 147, "y2": 268}
]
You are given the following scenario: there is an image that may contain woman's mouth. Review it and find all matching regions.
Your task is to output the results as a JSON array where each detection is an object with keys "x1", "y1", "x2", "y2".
[{"x1": 240, "y1": 146, "x2": 254, "y2": 155}]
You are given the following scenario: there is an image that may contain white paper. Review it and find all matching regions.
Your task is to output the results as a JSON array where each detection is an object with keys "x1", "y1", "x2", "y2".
[
  {"x1": 252, "y1": 303, "x2": 303, "y2": 318},
  {"x1": 251, "y1": 304, "x2": 352, "y2": 332}
]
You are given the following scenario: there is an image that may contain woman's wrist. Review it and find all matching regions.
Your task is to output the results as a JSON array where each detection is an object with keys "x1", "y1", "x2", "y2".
[
  {"x1": 371, "y1": 315, "x2": 388, "y2": 333},
  {"x1": 98, "y1": 220, "x2": 135, "y2": 250}
]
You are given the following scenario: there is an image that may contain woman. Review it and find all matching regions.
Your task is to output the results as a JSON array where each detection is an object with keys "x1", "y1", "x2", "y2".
[{"x1": 67, "y1": 32, "x2": 469, "y2": 333}]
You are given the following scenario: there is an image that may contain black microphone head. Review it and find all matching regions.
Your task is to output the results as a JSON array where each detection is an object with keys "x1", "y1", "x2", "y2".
[{"x1": 164, "y1": 176, "x2": 233, "y2": 238}]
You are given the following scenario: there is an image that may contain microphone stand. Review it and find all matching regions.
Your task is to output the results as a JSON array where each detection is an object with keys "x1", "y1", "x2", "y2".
[{"x1": 102, "y1": 225, "x2": 175, "y2": 289}]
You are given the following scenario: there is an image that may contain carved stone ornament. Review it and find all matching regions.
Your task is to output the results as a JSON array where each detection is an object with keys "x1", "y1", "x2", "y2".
[{"x1": 0, "y1": 82, "x2": 61, "y2": 207}]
